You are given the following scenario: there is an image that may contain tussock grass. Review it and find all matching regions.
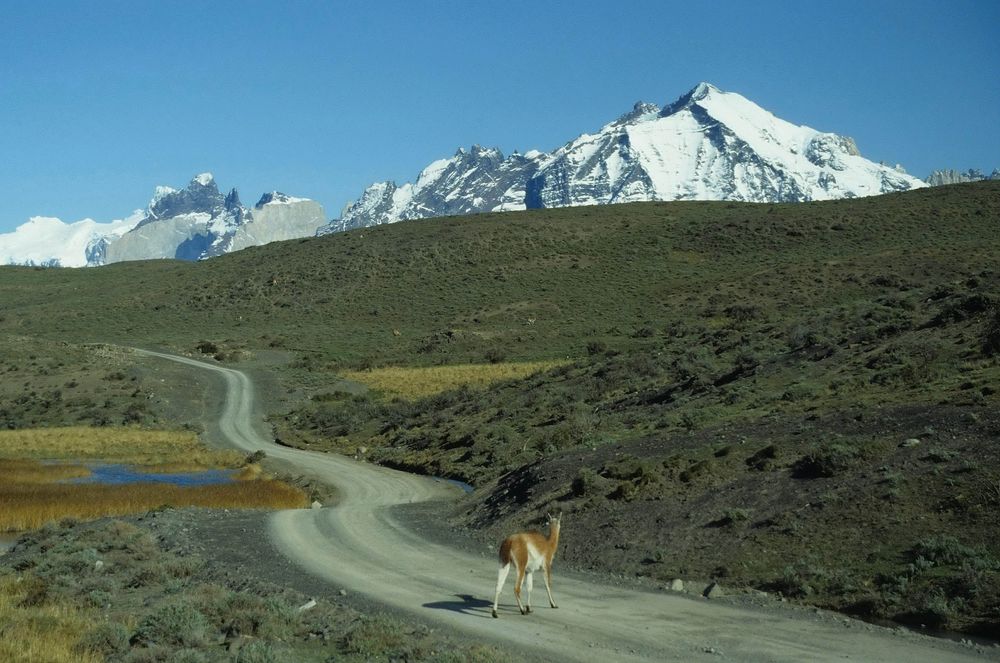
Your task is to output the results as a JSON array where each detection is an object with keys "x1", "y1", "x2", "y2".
[
  {"x1": 0, "y1": 477, "x2": 307, "y2": 531},
  {"x1": 0, "y1": 426, "x2": 245, "y2": 468},
  {"x1": 0, "y1": 574, "x2": 102, "y2": 663},
  {"x1": 341, "y1": 360, "x2": 569, "y2": 399},
  {"x1": 0, "y1": 458, "x2": 91, "y2": 483},
  {"x1": 0, "y1": 428, "x2": 306, "y2": 531}
]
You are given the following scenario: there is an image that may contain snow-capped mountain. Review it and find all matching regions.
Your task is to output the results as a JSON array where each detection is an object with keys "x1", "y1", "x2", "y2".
[
  {"x1": 0, "y1": 212, "x2": 144, "y2": 268},
  {"x1": 925, "y1": 168, "x2": 999, "y2": 186},
  {"x1": 0, "y1": 174, "x2": 326, "y2": 267},
  {"x1": 327, "y1": 83, "x2": 925, "y2": 232},
  {"x1": 329, "y1": 146, "x2": 545, "y2": 234}
]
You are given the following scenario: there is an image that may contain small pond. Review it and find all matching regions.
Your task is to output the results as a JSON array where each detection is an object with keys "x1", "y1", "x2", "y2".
[
  {"x1": 435, "y1": 477, "x2": 474, "y2": 494},
  {"x1": 68, "y1": 463, "x2": 237, "y2": 487}
]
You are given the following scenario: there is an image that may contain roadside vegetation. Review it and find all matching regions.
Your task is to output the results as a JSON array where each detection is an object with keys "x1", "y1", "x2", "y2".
[
  {"x1": 0, "y1": 426, "x2": 244, "y2": 469},
  {"x1": 0, "y1": 427, "x2": 306, "y2": 531},
  {"x1": 0, "y1": 181, "x2": 997, "y2": 637},
  {"x1": 0, "y1": 517, "x2": 512, "y2": 662}
]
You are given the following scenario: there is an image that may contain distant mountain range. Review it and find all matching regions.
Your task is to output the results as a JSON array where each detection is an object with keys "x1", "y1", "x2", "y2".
[
  {"x1": 329, "y1": 82, "x2": 927, "y2": 233},
  {"x1": 925, "y1": 168, "x2": 1000, "y2": 187},
  {"x1": 0, "y1": 174, "x2": 326, "y2": 267},
  {"x1": 2, "y1": 82, "x2": 985, "y2": 267}
]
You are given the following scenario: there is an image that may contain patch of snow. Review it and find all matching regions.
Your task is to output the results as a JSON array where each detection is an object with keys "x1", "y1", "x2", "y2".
[
  {"x1": 150, "y1": 185, "x2": 178, "y2": 207},
  {"x1": 0, "y1": 210, "x2": 143, "y2": 268}
]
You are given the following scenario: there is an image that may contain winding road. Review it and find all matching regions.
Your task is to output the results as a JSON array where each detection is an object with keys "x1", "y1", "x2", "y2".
[{"x1": 137, "y1": 349, "x2": 989, "y2": 662}]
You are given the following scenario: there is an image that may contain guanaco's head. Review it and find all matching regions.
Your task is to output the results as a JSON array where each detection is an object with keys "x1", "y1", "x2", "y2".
[{"x1": 546, "y1": 511, "x2": 563, "y2": 530}]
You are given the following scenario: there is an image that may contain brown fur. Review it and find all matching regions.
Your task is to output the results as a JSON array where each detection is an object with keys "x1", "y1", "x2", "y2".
[{"x1": 492, "y1": 513, "x2": 561, "y2": 617}]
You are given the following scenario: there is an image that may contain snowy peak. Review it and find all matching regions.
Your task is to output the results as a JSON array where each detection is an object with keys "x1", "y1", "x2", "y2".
[
  {"x1": 332, "y1": 144, "x2": 544, "y2": 233},
  {"x1": 146, "y1": 174, "x2": 225, "y2": 222},
  {"x1": 0, "y1": 174, "x2": 327, "y2": 267},
  {"x1": 328, "y1": 83, "x2": 925, "y2": 232},
  {"x1": 255, "y1": 191, "x2": 308, "y2": 207},
  {"x1": 660, "y1": 81, "x2": 720, "y2": 116},
  {"x1": 193, "y1": 172, "x2": 214, "y2": 186},
  {"x1": 616, "y1": 102, "x2": 660, "y2": 125}
]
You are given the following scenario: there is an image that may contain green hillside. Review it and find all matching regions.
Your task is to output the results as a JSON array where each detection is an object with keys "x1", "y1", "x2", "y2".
[{"x1": 1, "y1": 181, "x2": 998, "y2": 635}]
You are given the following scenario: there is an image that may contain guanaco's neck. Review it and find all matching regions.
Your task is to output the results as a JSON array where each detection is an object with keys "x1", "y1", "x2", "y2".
[{"x1": 548, "y1": 522, "x2": 561, "y2": 549}]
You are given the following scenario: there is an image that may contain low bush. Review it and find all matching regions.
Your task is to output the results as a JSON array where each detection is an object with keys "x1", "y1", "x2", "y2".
[
  {"x1": 132, "y1": 602, "x2": 211, "y2": 648},
  {"x1": 793, "y1": 443, "x2": 862, "y2": 478}
]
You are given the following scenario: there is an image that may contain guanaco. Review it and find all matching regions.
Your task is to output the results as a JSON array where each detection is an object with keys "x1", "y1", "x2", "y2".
[{"x1": 492, "y1": 512, "x2": 561, "y2": 618}]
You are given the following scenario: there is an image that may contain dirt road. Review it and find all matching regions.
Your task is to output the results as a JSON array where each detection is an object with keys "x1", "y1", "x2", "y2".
[{"x1": 137, "y1": 349, "x2": 990, "y2": 662}]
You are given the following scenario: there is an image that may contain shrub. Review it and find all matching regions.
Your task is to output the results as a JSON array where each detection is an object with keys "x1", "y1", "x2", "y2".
[
  {"x1": 608, "y1": 480, "x2": 639, "y2": 501},
  {"x1": 343, "y1": 614, "x2": 409, "y2": 658},
  {"x1": 746, "y1": 444, "x2": 778, "y2": 470},
  {"x1": 793, "y1": 443, "x2": 862, "y2": 478},
  {"x1": 983, "y1": 306, "x2": 1000, "y2": 356},
  {"x1": 679, "y1": 459, "x2": 711, "y2": 483},
  {"x1": 787, "y1": 324, "x2": 824, "y2": 350},
  {"x1": 167, "y1": 649, "x2": 210, "y2": 663},
  {"x1": 719, "y1": 508, "x2": 751, "y2": 527},
  {"x1": 195, "y1": 341, "x2": 219, "y2": 355},
  {"x1": 77, "y1": 621, "x2": 130, "y2": 657},
  {"x1": 571, "y1": 467, "x2": 599, "y2": 497},
  {"x1": 133, "y1": 602, "x2": 212, "y2": 648},
  {"x1": 244, "y1": 450, "x2": 267, "y2": 464},
  {"x1": 483, "y1": 347, "x2": 506, "y2": 364},
  {"x1": 235, "y1": 641, "x2": 279, "y2": 663},
  {"x1": 910, "y1": 536, "x2": 997, "y2": 569}
]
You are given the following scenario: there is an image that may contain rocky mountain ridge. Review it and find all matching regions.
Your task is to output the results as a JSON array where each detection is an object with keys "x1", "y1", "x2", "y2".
[
  {"x1": 925, "y1": 168, "x2": 1000, "y2": 187},
  {"x1": 2, "y1": 83, "x2": 954, "y2": 266},
  {"x1": 0, "y1": 174, "x2": 326, "y2": 267},
  {"x1": 326, "y1": 82, "x2": 927, "y2": 233}
]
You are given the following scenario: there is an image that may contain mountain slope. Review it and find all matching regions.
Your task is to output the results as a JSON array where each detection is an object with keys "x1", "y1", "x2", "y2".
[
  {"x1": 1, "y1": 181, "x2": 997, "y2": 637},
  {"x1": 331, "y1": 83, "x2": 925, "y2": 232}
]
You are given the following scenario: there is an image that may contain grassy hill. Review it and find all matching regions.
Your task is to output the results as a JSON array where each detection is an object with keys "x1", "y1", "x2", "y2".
[{"x1": 1, "y1": 181, "x2": 998, "y2": 635}]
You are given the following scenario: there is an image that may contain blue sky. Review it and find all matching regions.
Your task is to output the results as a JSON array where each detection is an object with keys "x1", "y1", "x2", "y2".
[{"x1": 1, "y1": 0, "x2": 997, "y2": 233}]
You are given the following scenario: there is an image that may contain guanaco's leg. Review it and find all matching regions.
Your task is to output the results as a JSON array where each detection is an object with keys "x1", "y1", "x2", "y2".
[
  {"x1": 544, "y1": 563, "x2": 558, "y2": 608},
  {"x1": 513, "y1": 565, "x2": 527, "y2": 615},
  {"x1": 492, "y1": 562, "x2": 510, "y2": 618},
  {"x1": 524, "y1": 571, "x2": 534, "y2": 613}
]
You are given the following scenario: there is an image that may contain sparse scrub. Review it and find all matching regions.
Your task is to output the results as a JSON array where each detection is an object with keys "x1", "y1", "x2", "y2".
[
  {"x1": 76, "y1": 621, "x2": 131, "y2": 658},
  {"x1": 718, "y1": 508, "x2": 751, "y2": 527},
  {"x1": 571, "y1": 467, "x2": 600, "y2": 497},
  {"x1": 793, "y1": 442, "x2": 863, "y2": 478},
  {"x1": 983, "y1": 306, "x2": 1000, "y2": 356},
  {"x1": 132, "y1": 602, "x2": 212, "y2": 648},
  {"x1": 342, "y1": 613, "x2": 415, "y2": 658}
]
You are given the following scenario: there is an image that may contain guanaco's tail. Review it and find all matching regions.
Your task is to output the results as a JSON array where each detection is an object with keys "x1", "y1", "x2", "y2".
[{"x1": 498, "y1": 537, "x2": 514, "y2": 566}]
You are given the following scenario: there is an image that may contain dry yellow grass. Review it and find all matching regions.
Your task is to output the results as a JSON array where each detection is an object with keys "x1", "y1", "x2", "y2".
[
  {"x1": 0, "y1": 428, "x2": 309, "y2": 531},
  {"x1": 341, "y1": 360, "x2": 569, "y2": 400},
  {"x1": 0, "y1": 476, "x2": 308, "y2": 531},
  {"x1": 0, "y1": 458, "x2": 91, "y2": 483},
  {"x1": 0, "y1": 575, "x2": 102, "y2": 663},
  {"x1": 0, "y1": 426, "x2": 245, "y2": 468}
]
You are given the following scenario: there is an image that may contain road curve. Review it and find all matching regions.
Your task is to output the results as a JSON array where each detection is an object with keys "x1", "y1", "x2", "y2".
[{"x1": 137, "y1": 349, "x2": 988, "y2": 663}]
